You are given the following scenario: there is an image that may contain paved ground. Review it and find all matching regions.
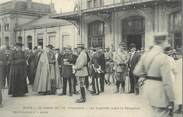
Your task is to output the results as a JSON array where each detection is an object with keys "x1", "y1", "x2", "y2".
[{"x1": 0, "y1": 85, "x2": 182, "y2": 117}]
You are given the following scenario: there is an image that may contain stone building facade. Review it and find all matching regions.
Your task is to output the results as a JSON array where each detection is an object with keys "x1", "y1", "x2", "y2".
[
  {"x1": 15, "y1": 16, "x2": 78, "y2": 49},
  {"x1": 53, "y1": 0, "x2": 182, "y2": 50},
  {"x1": 0, "y1": 0, "x2": 57, "y2": 47}
]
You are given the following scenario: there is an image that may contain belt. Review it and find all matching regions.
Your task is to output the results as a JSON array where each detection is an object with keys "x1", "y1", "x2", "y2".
[{"x1": 145, "y1": 76, "x2": 162, "y2": 81}]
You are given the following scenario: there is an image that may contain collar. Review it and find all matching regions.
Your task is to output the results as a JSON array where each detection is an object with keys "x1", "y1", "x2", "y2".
[{"x1": 153, "y1": 45, "x2": 163, "y2": 53}]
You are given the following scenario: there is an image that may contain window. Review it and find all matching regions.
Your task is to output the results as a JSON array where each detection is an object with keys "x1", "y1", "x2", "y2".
[
  {"x1": 169, "y1": 11, "x2": 182, "y2": 49},
  {"x1": 48, "y1": 35, "x2": 56, "y2": 47},
  {"x1": 18, "y1": 36, "x2": 22, "y2": 43},
  {"x1": 169, "y1": 11, "x2": 181, "y2": 32},
  {"x1": 88, "y1": 21, "x2": 105, "y2": 48},
  {"x1": 87, "y1": 0, "x2": 92, "y2": 8},
  {"x1": 5, "y1": 37, "x2": 9, "y2": 47},
  {"x1": 4, "y1": 24, "x2": 9, "y2": 31},
  {"x1": 27, "y1": 36, "x2": 32, "y2": 49},
  {"x1": 37, "y1": 34, "x2": 43, "y2": 47},
  {"x1": 87, "y1": 0, "x2": 104, "y2": 8},
  {"x1": 62, "y1": 34, "x2": 71, "y2": 48}
]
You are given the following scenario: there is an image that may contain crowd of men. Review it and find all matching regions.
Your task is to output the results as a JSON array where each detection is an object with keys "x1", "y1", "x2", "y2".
[{"x1": 0, "y1": 33, "x2": 182, "y2": 116}]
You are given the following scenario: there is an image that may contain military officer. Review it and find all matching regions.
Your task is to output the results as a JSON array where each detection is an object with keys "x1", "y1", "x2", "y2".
[
  {"x1": 113, "y1": 43, "x2": 129, "y2": 93},
  {"x1": 60, "y1": 46, "x2": 74, "y2": 96},
  {"x1": 90, "y1": 48, "x2": 101, "y2": 95},
  {"x1": 133, "y1": 33, "x2": 175, "y2": 117},
  {"x1": 73, "y1": 44, "x2": 89, "y2": 103}
]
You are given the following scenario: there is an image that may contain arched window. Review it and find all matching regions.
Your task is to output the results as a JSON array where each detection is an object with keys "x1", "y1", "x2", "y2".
[
  {"x1": 5, "y1": 36, "x2": 9, "y2": 47},
  {"x1": 37, "y1": 34, "x2": 43, "y2": 48},
  {"x1": 88, "y1": 20, "x2": 105, "y2": 48},
  {"x1": 18, "y1": 36, "x2": 22, "y2": 43},
  {"x1": 27, "y1": 36, "x2": 32, "y2": 49}
]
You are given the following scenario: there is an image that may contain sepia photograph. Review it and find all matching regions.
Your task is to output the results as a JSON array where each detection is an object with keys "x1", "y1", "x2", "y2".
[{"x1": 0, "y1": 0, "x2": 182, "y2": 117}]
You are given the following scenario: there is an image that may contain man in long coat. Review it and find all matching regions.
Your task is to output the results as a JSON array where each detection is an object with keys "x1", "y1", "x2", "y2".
[
  {"x1": 73, "y1": 44, "x2": 89, "y2": 103},
  {"x1": 8, "y1": 43, "x2": 28, "y2": 97},
  {"x1": 33, "y1": 45, "x2": 61, "y2": 95},
  {"x1": 27, "y1": 46, "x2": 42, "y2": 85},
  {"x1": 128, "y1": 43, "x2": 141, "y2": 94},
  {"x1": 133, "y1": 34, "x2": 175, "y2": 117}
]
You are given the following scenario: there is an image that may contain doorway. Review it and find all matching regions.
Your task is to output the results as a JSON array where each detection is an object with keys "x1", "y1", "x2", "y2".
[{"x1": 127, "y1": 35, "x2": 142, "y2": 50}]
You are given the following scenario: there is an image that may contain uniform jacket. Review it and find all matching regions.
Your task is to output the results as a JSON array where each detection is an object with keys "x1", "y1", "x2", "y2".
[
  {"x1": 75, "y1": 50, "x2": 88, "y2": 77},
  {"x1": 61, "y1": 53, "x2": 74, "y2": 78},
  {"x1": 113, "y1": 50, "x2": 128, "y2": 72},
  {"x1": 97, "y1": 52, "x2": 105, "y2": 72},
  {"x1": 133, "y1": 45, "x2": 175, "y2": 108}
]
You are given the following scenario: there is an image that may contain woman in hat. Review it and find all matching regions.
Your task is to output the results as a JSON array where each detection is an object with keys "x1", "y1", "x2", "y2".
[{"x1": 8, "y1": 43, "x2": 28, "y2": 97}]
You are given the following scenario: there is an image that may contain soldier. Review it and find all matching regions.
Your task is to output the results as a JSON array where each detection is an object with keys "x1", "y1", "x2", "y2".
[
  {"x1": 104, "y1": 48, "x2": 113, "y2": 85},
  {"x1": 133, "y1": 34, "x2": 175, "y2": 117},
  {"x1": 97, "y1": 48, "x2": 105, "y2": 93},
  {"x1": 113, "y1": 43, "x2": 128, "y2": 94},
  {"x1": 4, "y1": 46, "x2": 12, "y2": 87},
  {"x1": 72, "y1": 48, "x2": 79, "y2": 94},
  {"x1": 60, "y1": 46, "x2": 74, "y2": 96},
  {"x1": 90, "y1": 48, "x2": 101, "y2": 95},
  {"x1": 0, "y1": 45, "x2": 7, "y2": 107},
  {"x1": 73, "y1": 44, "x2": 89, "y2": 103}
]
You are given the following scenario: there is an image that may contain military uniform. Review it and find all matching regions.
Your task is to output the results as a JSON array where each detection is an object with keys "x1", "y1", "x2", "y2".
[
  {"x1": 91, "y1": 51, "x2": 100, "y2": 95},
  {"x1": 113, "y1": 49, "x2": 128, "y2": 93},
  {"x1": 134, "y1": 45, "x2": 175, "y2": 117},
  {"x1": 74, "y1": 48, "x2": 89, "y2": 103},
  {"x1": 61, "y1": 52, "x2": 74, "y2": 96}
]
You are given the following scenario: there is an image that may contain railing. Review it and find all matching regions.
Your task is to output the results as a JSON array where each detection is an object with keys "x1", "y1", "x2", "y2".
[{"x1": 85, "y1": 0, "x2": 179, "y2": 10}]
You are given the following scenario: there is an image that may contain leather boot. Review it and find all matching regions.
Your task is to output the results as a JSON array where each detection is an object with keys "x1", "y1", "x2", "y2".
[{"x1": 76, "y1": 87, "x2": 86, "y2": 103}]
